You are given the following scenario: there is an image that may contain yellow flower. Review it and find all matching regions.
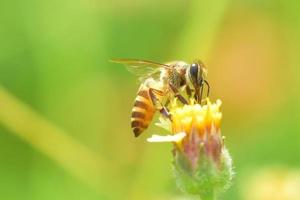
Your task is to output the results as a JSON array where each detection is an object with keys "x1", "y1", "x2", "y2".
[
  {"x1": 171, "y1": 99, "x2": 222, "y2": 147},
  {"x1": 148, "y1": 98, "x2": 233, "y2": 198},
  {"x1": 148, "y1": 98, "x2": 224, "y2": 169}
]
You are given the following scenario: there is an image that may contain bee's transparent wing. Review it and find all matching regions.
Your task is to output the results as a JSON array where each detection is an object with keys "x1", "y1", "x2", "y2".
[
  {"x1": 128, "y1": 66, "x2": 161, "y2": 82},
  {"x1": 111, "y1": 58, "x2": 169, "y2": 82}
]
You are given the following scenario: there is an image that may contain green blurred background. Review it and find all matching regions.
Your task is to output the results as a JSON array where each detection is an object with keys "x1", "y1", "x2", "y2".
[{"x1": 1, "y1": 0, "x2": 300, "y2": 199}]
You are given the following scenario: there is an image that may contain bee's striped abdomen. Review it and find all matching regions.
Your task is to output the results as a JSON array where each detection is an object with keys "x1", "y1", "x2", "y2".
[{"x1": 131, "y1": 88, "x2": 155, "y2": 137}]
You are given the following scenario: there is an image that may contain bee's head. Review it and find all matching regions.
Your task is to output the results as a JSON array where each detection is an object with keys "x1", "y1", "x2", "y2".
[{"x1": 188, "y1": 61, "x2": 207, "y2": 87}]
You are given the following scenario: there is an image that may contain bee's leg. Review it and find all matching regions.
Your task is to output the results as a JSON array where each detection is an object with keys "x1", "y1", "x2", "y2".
[
  {"x1": 165, "y1": 98, "x2": 170, "y2": 107},
  {"x1": 196, "y1": 81, "x2": 210, "y2": 104},
  {"x1": 194, "y1": 86, "x2": 199, "y2": 102},
  {"x1": 169, "y1": 84, "x2": 188, "y2": 104},
  {"x1": 149, "y1": 88, "x2": 171, "y2": 120},
  {"x1": 159, "y1": 106, "x2": 172, "y2": 120},
  {"x1": 204, "y1": 80, "x2": 210, "y2": 97},
  {"x1": 186, "y1": 85, "x2": 192, "y2": 98},
  {"x1": 199, "y1": 84, "x2": 204, "y2": 104}
]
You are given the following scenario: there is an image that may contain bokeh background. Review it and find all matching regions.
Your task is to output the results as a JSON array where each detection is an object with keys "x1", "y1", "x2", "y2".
[{"x1": 1, "y1": 0, "x2": 300, "y2": 199}]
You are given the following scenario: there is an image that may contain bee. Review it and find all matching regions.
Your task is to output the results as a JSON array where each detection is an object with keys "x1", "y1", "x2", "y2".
[{"x1": 111, "y1": 58, "x2": 210, "y2": 137}]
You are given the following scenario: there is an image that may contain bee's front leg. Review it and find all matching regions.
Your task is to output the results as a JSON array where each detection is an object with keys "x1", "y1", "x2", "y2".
[
  {"x1": 169, "y1": 83, "x2": 188, "y2": 105},
  {"x1": 185, "y1": 85, "x2": 193, "y2": 99},
  {"x1": 195, "y1": 80, "x2": 210, "y2": 104},
  {"x1": 148, "y1": 88, "x2": 172, "y2": 120},
  {"x1": 204, "y1": 80, "x2": 210, "y2": 97}
]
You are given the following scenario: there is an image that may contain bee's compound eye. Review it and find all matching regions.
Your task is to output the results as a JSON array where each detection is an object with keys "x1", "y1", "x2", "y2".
[{"x1": 190, "y1": 63, "x2": 198, "y2": 81}]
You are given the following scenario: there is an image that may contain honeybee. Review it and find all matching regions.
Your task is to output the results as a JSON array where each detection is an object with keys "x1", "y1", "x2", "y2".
[{"x1": 111, "y1": 58, "x2": 210, "y2": 137}]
